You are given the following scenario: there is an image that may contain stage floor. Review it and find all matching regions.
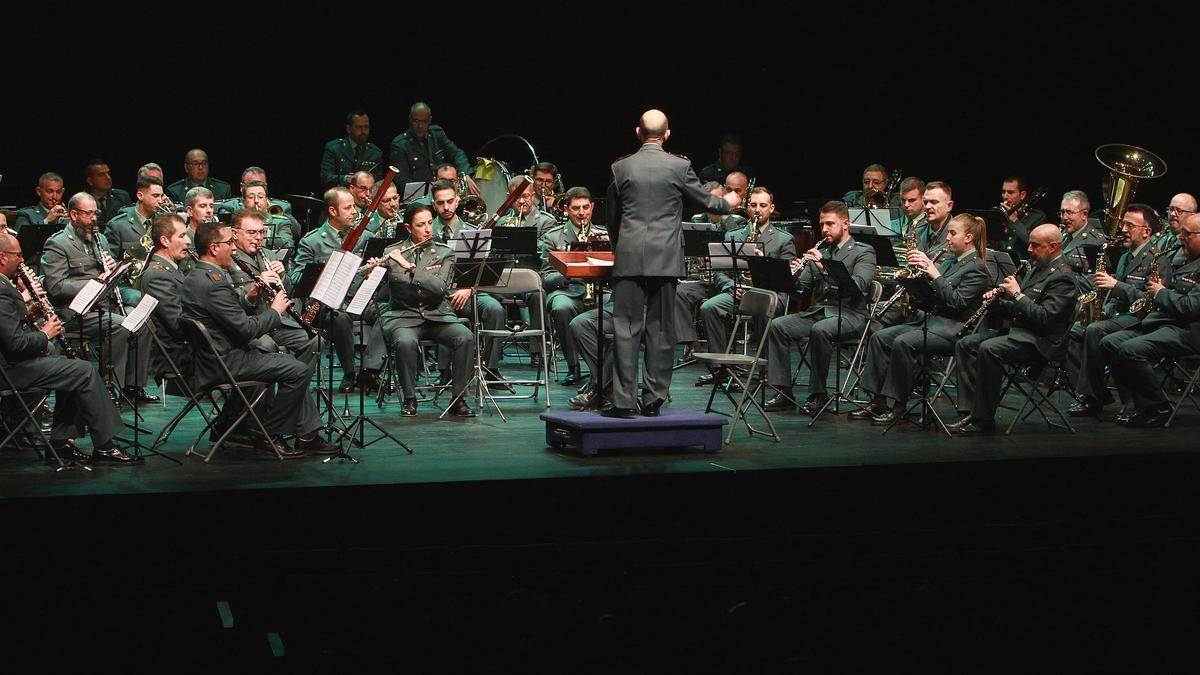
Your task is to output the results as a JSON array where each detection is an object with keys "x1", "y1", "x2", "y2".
[{"x1": 1, "y1": 359, "x2": 1196, "y2": 500}]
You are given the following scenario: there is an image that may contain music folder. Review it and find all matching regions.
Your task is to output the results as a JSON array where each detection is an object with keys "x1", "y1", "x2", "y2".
[
  {"x1": 853, "y1": 233, "x2": 900, "y2": 268},
  {"x1": 819, "y1": 258, "x2": 865, "y2": 304},
  {"x1": 984, "y1": 250, "x2": 1016, "y2": 284},
  {"x1": 363, "y1": 237, "x2": 399, "y2": 260},
  {"x1": 745, "y1": 257, "x2": 795, "y2": 294}
]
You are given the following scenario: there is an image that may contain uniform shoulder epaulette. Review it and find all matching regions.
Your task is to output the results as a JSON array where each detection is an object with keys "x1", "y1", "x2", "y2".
[
  {"x1": 209, "y1": 271, "x2": 224, "y2": 283},
  {"x1": 1057, "y1": 263, "x2": 1072, "y2": 274},
  {"x1": 151, "y1": 262, "x2": 169, "y2": 271}
]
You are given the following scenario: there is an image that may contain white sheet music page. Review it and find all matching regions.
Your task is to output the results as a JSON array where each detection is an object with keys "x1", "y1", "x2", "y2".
[
  {"x1": 68, "y1": 279, "x2": 105, "y2": 315},
  {"x1": 311, "y1": 250, "x2": 363, "y2": 307},
  {"x1": 585, "y1": 256, "x2": 614, "y2": 266},
  {"x1": 345, "y1": 266, "x2": 386, "y2": 316},
  {"x1": 119, "y1": 295, "x2": 159, "y2": 332}
]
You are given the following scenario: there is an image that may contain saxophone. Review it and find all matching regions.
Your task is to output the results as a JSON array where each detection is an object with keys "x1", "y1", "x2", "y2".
[
  {"x1": 1129, "y1": 233, "x2": 1163, "y2": 315},
  {"x1": 1077, "y1": 240, "x2": 1110, "y2": 325}
]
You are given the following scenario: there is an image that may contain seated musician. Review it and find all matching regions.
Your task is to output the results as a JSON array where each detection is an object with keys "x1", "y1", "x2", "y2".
[
  {"x1": 84, "y1": 158, "x2": 131, "y2": 226},
  {"x1": 723, "y1": 171, "x2": 749, "y2": 211},
  {"x1": 952, "y1": 224, "x2": 1078, "y2": 435},
  {"x1": 532, "y1": 161, "x2": 563, "y2": 218},
  {"x1": 538, "y1": 187, "x2": 608, "y2": 387},
  {"x1": 184, "y1": 221, "x2": 332, "y2": 457},
  {"x1": 691, "y1": 186, "x2": 795, "y2": 387},
  {"x1": 762, "y1": 200, "x2": 876, "y2": 415},
  {"x1": 698, "y1": 133, "x2": 755, "y2": 184},
  {"x1": 852, "y1": 214, "x2": 991, "y2": 424},
  {"x1": 291, "y1": 186, "x2": 387, "y2": 392},
  {"x1": 411, "y1": 163, "x2": 470, "y2": 207},
  {"x1": 1058, "y1": 190, "x2": 1104, "y2": 290},
  {"x1": 689, "y1": 181, "x2": 743, "y2": 232},
  {"x1": 40, "y1": 192, "x2": 157, "y2": 404},
  {"x1": 378, "y1": 204, "x2": 477, "y2": 418},
  {"x1": 320, "y1": 109, "x2": 385, "y2": 190},
  {"x1": 0, "y1": 231, "x2": 133, "y2": 464},
  {"x1": 374, "y1": 183, "x2": 403, "y2": 238},
  {"x1": 1067, "y1": 205, "x2": 1167, "y2": 417},
  {"x1": 347, "y1": 171, "x2": 377, "y2": 231},
  {"x1": 497, "y1": 178, "x2": 557, "y2": 233},
  {"x1": 227, "y1": 209, "x2": 318, "y2": 362},
  {"x1": 103, "y1": 174, "x2": 161, "y2": 306},
  {"x1": 891, "y1": 177, "x2": 926, "y2": 237},
  {"x1": 12, "y1": 172, "x2": 69, "y2": 231},
  {"x1": 223, "y1": 173, "x2": 300, "y2": 249},
  {"x1": 1160, "y1": 192, "x2": 1198, "y2": 261},
  {"x1": 166, "y1": 149, "x2": 232, "y2": 203},
  {"x1": 137, "y1": 214, "x2": 195, "y2": 380},
  {"x1": 1098, "y1": 212, "x2": 1200, "y2": 428},
  {"x1": 1001, "y1": 175, "x2": 1047, "y2": 253},
  {"x1": 842, "y1": 163, "x2": 898, "y2": 209},
  {"x1": 918, "y1": 181, "x2": 954, "y2": 258}
]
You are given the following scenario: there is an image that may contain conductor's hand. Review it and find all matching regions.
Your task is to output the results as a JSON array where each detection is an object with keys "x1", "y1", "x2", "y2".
[
  {"x1": 1000, "y1": 275, "x2": 1022, "y2": 298},
  {"x1": 39, "y1": 313, "x2": 62, "y2": 340},
  {"x1": 1094, "y1": 270, "x2": 1117, "y2": 290},
  {"x1": 270, "y1": 290, "x2": 291, "y2": 315},
  {"x1": 723, "y1": 191, "x2": 741, "y2": 209},
  {"x1": 451, "y1": 288, "x2": 473, "y2": 310}
]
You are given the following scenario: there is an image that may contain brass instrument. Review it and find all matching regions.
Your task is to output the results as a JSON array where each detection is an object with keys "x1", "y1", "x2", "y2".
[
  {"x1": 15, "y1": 263, "x2": 78, "y2": 358},
  {"x1": 1129, "y1": 232, "x2": 1164, "y2": 315},
  {"x1": 457, "y1": 194, "x2": 489, "y2": 226},
  {"x1": 728, "y1": 177, "x2": 756, "y2": 220},
  {"x1": 157, "y1": 193, "x2": 181, "y2": 214},
  {"x1": 864, "y1": 168, "x2": 903, "y2": 209},
  {"x1": 1096, "y1": 144, "x2": 1168, "y2": 239},
  {"x1": 874, "y1": 249, "x2": 947, "y2": 319},
  {"x1": 1000, "y1": 187, "x2": 1048, "y2": 220},
  {"x1": 578, "y1": 220, "x2": 610, "y2": 302},
  {"x1": 956, "y1": 260, "x2": 1032, "y2": 337},
  {"x1": 267, "y1": 203, "x2": 286, "y2": 217}
]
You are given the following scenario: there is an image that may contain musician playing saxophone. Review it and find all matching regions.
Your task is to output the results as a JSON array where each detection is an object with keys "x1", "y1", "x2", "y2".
[
  {"x1": 952, "y1": 223, "x2": 1078, "y2": 435},
  {"x1": 1066, "y1": 205, "x2": 1167, "y2": 418},
  {"x1": 852, "y1": 214, "x2": 990, "y2": 424}
]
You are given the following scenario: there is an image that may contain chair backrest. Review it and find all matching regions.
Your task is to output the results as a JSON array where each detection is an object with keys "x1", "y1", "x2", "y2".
[
  {"x1": 181, "y1": 318, "x2": 239, "y2": 386},
  {"x1": 478, "y1": 267, "x2": 543, "y2": 295},
  {"x1": 735, "y1": 287, "x2": 778, "y2": 321},
  {"x1": 868, "y1": 280, "x2": 883, "y2": 305}
]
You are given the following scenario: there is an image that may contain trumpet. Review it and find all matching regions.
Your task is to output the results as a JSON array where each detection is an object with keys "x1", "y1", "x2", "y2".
[
  {"x1": 157, "y1": 193, "x2": 181, "y2": 214},
  {"x1": 15, "y1": 263, "x2": 78, "y2": 359},
  {"x1": 999, "y1": 187, "x2": 1047, "y2": 220}
]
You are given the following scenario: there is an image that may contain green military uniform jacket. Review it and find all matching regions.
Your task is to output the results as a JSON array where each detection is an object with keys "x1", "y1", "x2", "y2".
[
  {"x1": 289, "y1": 221, "x2": 373, "y2": 302},
  {"x1": 388, "y1": 126, "x2": 471, "y2": 185},
  {"x1": 230, "y1": 247, "x2": 301, "y2": 328},
  {"x1": 103, "y1": 206, "x2": 153, "y2": 260},
  {"x1": 93, "y1": 188, "x2": 131, "y2": 226},
  {"x1": 183, "y1": 259, "x2": 280, "y2": 354},
  {"x1": 0, "y1": 274, "x2": 50, "y2": 364},
  {"x1": 998, "y1": 255, "x2": 1078, "y2": 359},
  {"x1": 538, "y1": 221, "x2": 610, "y2": 299},
  {"x1": 497, "y1": 208, "x2": 557, "y2": 234},
  {"x1": 13, "y1": 202, "x2": 68, "y2": 232},
  {"x1": 320, "y1": 136, "x2": 384, "y2": 189},
  {"x1": 380, "y1": 239, "x2": 459, "y2": 328},
  {"x1": 139, "y1": 253, "x2": 186, "y2": 340},
  {"x1": 908, "y1": 249, "x2": 991, "y2": 337},
  {"x1": 697, "y1": 161, "x2": 755, "y2": 184},
  {"x1": 794, "y1": 236, "x2": 877, "y2": 318},
  {"x1": 713, "y1": 221, "x2": 796, "y2": 295},
  {"x1": 166, "y1": 177, "x2": 232, "y2": 204},
  {"x1": 39, "y1": 223, "x2": 114, "y2": 311}
]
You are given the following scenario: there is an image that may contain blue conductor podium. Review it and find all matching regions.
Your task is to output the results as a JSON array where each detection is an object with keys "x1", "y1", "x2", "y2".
[{"x1": 540, "y1": 409, "x2": 728, "y2": 456}]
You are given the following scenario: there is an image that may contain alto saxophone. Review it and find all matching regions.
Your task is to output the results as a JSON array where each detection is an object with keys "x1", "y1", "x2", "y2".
[{"x1": 1129, "y1": 233, "x2": 1164, "y2": 315}]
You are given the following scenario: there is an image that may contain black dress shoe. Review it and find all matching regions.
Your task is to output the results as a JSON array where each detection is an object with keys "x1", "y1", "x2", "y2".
[
  {"x1": 797, "y1": 395, "x2": 830, "y2": 417},
  {"x1": 946, "y1": 414, "x2": 973, "y2": 430},
  {"x1": 400, "y1": 398, "x2": 418, "y2": 417},
  {"x1": 297, "y1": 433, "x2": 340, "y2": 455},
  {"x1": 762, "y1": 393, "x2": 798, "y2": 413},
  {"x1": 448, "y1": 400, "x2": 477, "y2": 418},
  {"x1": 90, "y1": 443, "x2": 137, "y2": 464},
  {"x1": 338, "y1": 373, "x2": 358, "y2": 394},
  {"x1": 639, "y1": 397, "x2": 665, "y2": 417},
  {"x1": 1126, "y1": 407, "x2": 1171, "y2": 428},
  {"x1": 600, "y1": 405, "x2": 637, "y2": 419},
  {"x1": 359, "y1": 371, "x2": 381, "y2": 394},
  {"x1": 569, "y1": 386, "x2": 600, "y2": 411},
  {"x1": 256, "y1": 435, "x2": 305, "y2": 459},
  {"x1": 849, "y1": 402, "x2": 888, "y2": 421},
  {"x1": 49, "y1": 440, "x2": 90, "y2": 464},
  {"x1": 124, "y1": 387, "x2": 161, "y2": 404},
  {"x1": 1067, "y1": 397, "x2": 1103, "y2": 418},
  {"x1": 956, "y1": 420, "x2": 997, "y2": 435},
  {"x1": 1115, "y1": 411, "x2": 1134, "y2": 426},
  {"x1": 560, "y1": 369, "x2": 586, "y2": 387}
]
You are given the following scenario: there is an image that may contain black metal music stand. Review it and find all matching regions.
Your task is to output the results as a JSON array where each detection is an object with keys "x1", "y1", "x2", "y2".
[
  {"x1": 440, "y1": 257, "x2": 511, "y2": 419},
  {"x1": 882, "y1": 273, "x2": 952, "y2": 437},
  {"x1": 808, "y1": 258, "x2": 866, "y2": 425},
  {"x1": 292, "y1": 263, "x2": 350, "y2": 440}
]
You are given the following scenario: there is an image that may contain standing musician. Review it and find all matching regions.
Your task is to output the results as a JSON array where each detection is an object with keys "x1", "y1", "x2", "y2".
[
  {"x1": 538, "y1": 187, "x2": 608, "y2": 387},
  {"x1": 1001, "y1": 175, "x2": 1047, "y2": 252},
  {"x1": 762, "y1": 201, "x2": 876, "y2": 415},
  {"x1": 1067, "y1": 205, "x2": 1166, "y2": 417},
  {"x1": 891, "y1": 177, "x2": 926, "y2": 237},
  {"x1": 852, "y1": 214, "x2": 991, "y2": 424},
  {"x1": 951, "y1": 223, "x2": 1078, "y2": 435},
  {"x1": 228, "y1": 209, "x2": 318, "y2": 361},
  {"x1": 104, "y1": 174, "x2": 164, "y2": 262},
  {"x1": 0, "y1": 231, "x2": 133, "y2": 464},
  {"x1": 843, "y1": 163, "x2": 899, "y2": 209},
  {"x1": 84, "y1": 159, "x2": 131, "y2": 226},
  {"x1": 291, "y1": 187, "x2": 387, "y2": 393},
  {"x1": 13, "y1": 172, "x2": 69, "y2": 231},
  {"x1": 691, "y1": 186, "x2": 796, "y2": 386},
  {"x1": 389, "y1": 102, "x2": 472, "y2": 186},
  {"x1": 239, "y1": 180, "x2": 301, "y2": 250},
  {"x1": 1059, "y1": 190, "x2": 1104, "y2": 288},
  {"x1": 166, "y1": 149, "x2": 232, "y2": 204},
  {"x1": 40, "y1": 192, "x2": 156, "y2": 404},
  {"x1": 428, "y1": 180, "x2": 507, "y2": 384},
  {"x1": 1098, "y1": 212, "x2": 1200, "y2": 427},
  {"x1": 184, "y1": 222, "x2": 333, "y2": 457},
  {"x1": 138, "y1": 214, "x2": 195, "y2": 379},
  {"x1": 320, "y1": 109, "x2": 385, "y2": 189},
  {"x1": 917, "y1": 181, "x2": 954, "y2": 258},
  {"x1": 378, "y1": 204, "x2": 477, "y2": 418}
]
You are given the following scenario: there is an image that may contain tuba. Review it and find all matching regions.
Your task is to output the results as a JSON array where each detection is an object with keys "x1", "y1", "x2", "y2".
[{"x1": 1096, "y1": 144, "x2": 1167, "y2": 239}]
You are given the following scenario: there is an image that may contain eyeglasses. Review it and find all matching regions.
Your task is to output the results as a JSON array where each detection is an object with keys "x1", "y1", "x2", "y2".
[
  {"x1": 72, "y1": 209, "x2": 99, "y2": 217},
  {"x1": 1180, "y1": 230, "x2": 1200, "y2": 240},
  {"x1": 1168, "y1": 206, "x2": 1195, "y2": 215},
  {"x1": 1059, "y1": 209, "x2": 1085, "y2": 217},
  {"x1": 237, "y1": 228, "x2": 266, "y2": 236},
  {"x1": 214, "y1": 238, "x2": 235, "y2": 246}
]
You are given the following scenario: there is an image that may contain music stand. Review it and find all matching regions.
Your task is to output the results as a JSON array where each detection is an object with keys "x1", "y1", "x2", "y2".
[
  {"x1": 854, "y1": 233, "x2": 901, "y2": 269},
  {"x1": 965, "y1": 208, "x2": 1009, "y2": 247},
  {"x1": 292, "y1": 262, "x2": 350, "y2": 438},
  {"x1": 400, "y1": 181, "x2": 430, "y2": 204},
  {"x1": 881, "y1": 272, "x2": 953, "y2": 437},
  {"x1": 849, "y1": 207, "x2": 897, "y2": 235},
  {"x1": 442, "y1": 256, "x2": 512, "y2": 418},
  {"x1": 17, "y1": 223, "x2": 62, "y2": 269},
  {"x1": 807, "y1": 257, "x2": 866, "y2": 425},
  {"x1": 984, "y1": 250, "x2": 1017, "y2": 285},
  {"x1": 363, "y1": 237, "x2": 399, "y2": 261}
]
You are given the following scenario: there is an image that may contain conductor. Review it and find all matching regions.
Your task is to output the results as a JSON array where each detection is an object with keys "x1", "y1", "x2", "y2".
[{"x1": 603, "y1": 109, "x2": 740, "y2": 417}]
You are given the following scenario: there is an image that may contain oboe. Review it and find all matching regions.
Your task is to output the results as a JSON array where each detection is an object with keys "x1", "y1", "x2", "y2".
[
  {"x1": 956, "y1": 259, "x2": 1031, "y2": 338},
  {"x1": 15, "y1": 263, "x2": 78, "y2": 358}
]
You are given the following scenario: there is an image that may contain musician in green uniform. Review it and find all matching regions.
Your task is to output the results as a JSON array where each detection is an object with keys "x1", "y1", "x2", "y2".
[
  {"x1": 166, "y1": 149, "x2": 232, "y2": 203},
  {"x1": 388, "y1": 102, "x2": 471, "y2": 186},
  {"x1": 84, "y1": 159, "x2": 131, "y2": 225},
  {"x1": 697, "y1": 133, "x2": 756, "y2": 184},
  {"x1": 320, "y1": 110, "x2": 385, "y2": 189},
  {"x1": 12, "y1": 172, "x2": 69, "y2": 231}
]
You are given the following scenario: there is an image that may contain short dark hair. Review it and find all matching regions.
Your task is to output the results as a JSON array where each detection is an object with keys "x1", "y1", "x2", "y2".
[
  {"x1": 535, "y1": 162, "x2": 558, "y2": 177},
  {"x1": 346, "y1": 109, "x2": 368, "y2": 126},
  {"x1": 231, "y1": 208, "x2": 265, "y2": 230},
  {"x1": 151, "y1": 214, "x2": 184, "y2": 250},
  {"x1": 564, "y1": 186, "x2": 592, "y2": 202},
  {"x1": 863, "y1": 163, "x2": 887, "y2": 177},
  {"x1": 1003, "y1": 175, "x2": 1029, "y2": 193},
  {"x1": 718, "y1": 133, "x2": 742, "y2": 148},
  {"x1": 898, "y1": 177, "x2": 925, "y2": 194},
  {"x1": 324, "y1": 186, "x2": 351, "y2": 210},
  {"x1": 242, "y1": 179, "x2": 267, "y2": 191},
  {"x1": 194, "y1": 221, "x2": 227, "y2": 255},
  {"x1": 136, "y1": 175, "x2": 164, "y2": 191},
  {"x1": 404, "y1": 203, "x2": 435, "y2": 225},
  {"x1": 819, "y1": 200, "x2": 849, "y2": 220},
  {"x1": 925, "y1": 181, "x2": 953, "y2": 200},
  {"x1": 430, "y1": 180, "x2": 457, "y2": 198},
  {"x1": 83, "y1": 158, "x2": 108, "y2": 176},
  {"x1": 748, "y1": 186, "x2": 773, "y2": 203},
  {"x1": 1126, "y1": 203, "x2": 1159, "y2": 234},
  {"x1": 434, "y1": 163, "x2": 458, "y2": 176}
]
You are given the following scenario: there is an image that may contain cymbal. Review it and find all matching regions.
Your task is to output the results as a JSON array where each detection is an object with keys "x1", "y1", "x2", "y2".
[{"x1": 281, "y1": 194, "x2": 325, "y2": 209}]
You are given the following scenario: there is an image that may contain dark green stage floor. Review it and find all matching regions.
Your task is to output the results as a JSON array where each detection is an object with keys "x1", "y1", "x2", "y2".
[{"x1": 3, "y1": 358, "x2": 1196, "y2": 501}]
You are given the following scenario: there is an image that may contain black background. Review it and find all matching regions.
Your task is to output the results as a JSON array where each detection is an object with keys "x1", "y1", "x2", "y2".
[{"x1": 3, "y1": 3, "x2": 1192, "y2": 223}]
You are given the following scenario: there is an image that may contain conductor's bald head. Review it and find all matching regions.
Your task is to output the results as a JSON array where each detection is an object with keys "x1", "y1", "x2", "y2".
[{"x1": 637, "y1": 109, "x2": 670, "y2": 144}]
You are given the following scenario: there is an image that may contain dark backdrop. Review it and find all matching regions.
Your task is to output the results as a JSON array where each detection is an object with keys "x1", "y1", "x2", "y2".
[{"x1": 3, "y1": 4, "x2": 1194, "y2": 225}]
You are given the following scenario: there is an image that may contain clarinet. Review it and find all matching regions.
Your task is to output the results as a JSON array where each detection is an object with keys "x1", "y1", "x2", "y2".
[
  {"x1": 232, "y1": 257, "x2": 316, "y2": 338},
  {"x1": 956, "y1": 259, "x2": 1032, "y2": 338},
  {"x1": 15, "y1": 264, "x2": 78, "y2": 359},
  {"x1": 94, "y1": 238, "x2": 127, "y2": 316},
  {"x1": 873, "y1": 249, "x2": 947, "y2": 319}
]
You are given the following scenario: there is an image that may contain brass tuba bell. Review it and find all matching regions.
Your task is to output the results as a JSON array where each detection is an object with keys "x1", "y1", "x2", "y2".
[{"x1": 1095, "y1": 144, "x2": 1167, "y2": 239}]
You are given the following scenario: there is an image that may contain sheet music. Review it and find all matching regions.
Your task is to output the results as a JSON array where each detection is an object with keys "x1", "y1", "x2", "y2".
[
  {"x1": 68, "y1": 279, "x2": 105, "y2": 315},
  {"x1": 119, "y1": 294, "x2": 158, "y2": 332},
  {"x1": 310, "y1": 250, "x2": 363, "y2": 308},
  {"x1": 454, "y1": 228, "x2": 493, "y2": 260},
  {"x1": 585, "y1": 256, "x2": 614, "y2": 266},
  {"x1": 345, "y1": 266, "x2": 386, "y2": 316}
]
